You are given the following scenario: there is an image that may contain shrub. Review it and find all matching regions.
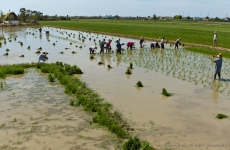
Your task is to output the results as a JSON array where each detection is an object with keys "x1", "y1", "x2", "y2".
[
  {"x1": 122, "y1": 136, "x2": 155, "y2": 150},
  {"x1": 48, "y1": 74, "x2": 54, "y2": 82}
]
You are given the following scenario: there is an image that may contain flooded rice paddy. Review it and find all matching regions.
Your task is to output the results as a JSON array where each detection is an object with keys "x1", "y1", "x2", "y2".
[{"x1": 1, "y1": 27, "x2": 230, "y2": 150}]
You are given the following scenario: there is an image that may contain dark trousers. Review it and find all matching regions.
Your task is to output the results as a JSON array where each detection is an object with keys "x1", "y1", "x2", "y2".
[
  {"x1": 100, "y1": 46, "x2": 104, "y2": 54},
  {"x1": 175, "y1": 44, "x2": 179, "y2": 49},
  {"x1": 117, "y1": 48, "x2": 121, "y2": 54},
  {"x1": 161, "y1": 43, "x2": 164, "y2": 49},
  {"x1": 140, "y1": 42, "x2": 143, "y2": 48},
  {"x1": 150, "y1": 43, "x2": 155, "y2": 49},
  {"x1": 214, "y1": 70, "x2": 221, "y2": 79}
]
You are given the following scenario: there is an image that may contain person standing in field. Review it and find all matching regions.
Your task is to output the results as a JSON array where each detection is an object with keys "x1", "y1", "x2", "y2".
[
  {"x1": 174, "y1": 38, "x2": 181, "y2": 49},
  {"x1": 100, "y1": 39, "x2": 106, "y2": 54},
  {"x1": 89, "y1": 46, "x2": 97, "y2": 54},
  {"x1": 160, "y1": 37, "x2": 165, "y2": 49},
  {"x1": 116, "y1": 40, "x2": 124, "y2": 54},
  {"x1": 127, "y1": 42, "x2": 135, "y2": 50},
  {"x1": 105, "y1": 39, "x2": 112, "y2": 53},
  {"x1": 209, "y1": 53, "x2": 222, "y2": 80},
  {"x1": 39, "y1": 27, "x2": 42, "y2": 33},
  {"x1": 213, "y1": 31, "x2": 218, "y2": 47},
  {"x1": 139, "y1": 36, "x2": 145, "y2": 48}
]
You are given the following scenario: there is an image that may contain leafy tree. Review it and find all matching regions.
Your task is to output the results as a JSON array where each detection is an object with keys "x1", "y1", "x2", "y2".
[
  {"x1": 153, "y1": 13, "x2": 157, "y2": 19},
  {"x1": 115, "y1": 15, "x2": 119, "y2": 20},
  {"x1": 174, "y1": 15, "x2": 182, "y2": 19}
]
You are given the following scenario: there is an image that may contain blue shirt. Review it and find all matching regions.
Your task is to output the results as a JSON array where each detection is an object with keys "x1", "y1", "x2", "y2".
[
  {"x1": 214, "y1": 58, "x2": 222, "y2": 71},
  {"x1": 116, "y1": 42, "x2": 121, "y2": 49},
  {"x1": 38, "y1": 54, "x2": 46, "y2": 62}
]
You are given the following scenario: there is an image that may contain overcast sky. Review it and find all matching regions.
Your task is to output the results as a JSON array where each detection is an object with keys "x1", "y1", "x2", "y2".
[{"x1": 1, "y1": 0, "x2": 229, "y2": 18}]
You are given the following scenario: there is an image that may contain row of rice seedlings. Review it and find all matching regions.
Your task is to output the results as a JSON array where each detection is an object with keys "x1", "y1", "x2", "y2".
[{"x1": 37, "y1": 62, "x2": 129, "y2": 139}]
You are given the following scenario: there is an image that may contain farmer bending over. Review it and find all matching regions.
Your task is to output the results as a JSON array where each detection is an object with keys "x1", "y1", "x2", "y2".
[
  {"x1": 89, "y1": 46, "x2": 97, "y2": 54},
  {"x1": 127, "y1": 42, "x2": 135, "y2": 50},
  {"x1": 150, "y1": 41, "x2": 160, "y2": 49},
  {"x1": 38, "y1": 51, "x2": 48, "y2": 63}
]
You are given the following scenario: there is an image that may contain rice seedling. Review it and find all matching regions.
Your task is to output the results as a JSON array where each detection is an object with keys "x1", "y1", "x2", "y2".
[
  {"x1": 27, "y1": 46, "x2": 30, "y2": 49},
  {"x1": 0, "y1": 81, "x2": 3, "y2": 89},
  {"x1": 48, "y1": 74, "x2": 55, "y2": 82},
  {"x1": 122, "y1": 136, "x2": 155, "y2": 150},
  {"x1": 98, "y1": 62, "x2": 104, "y2": 65},
  {"x1": 216, "y1": 114, "x2": 228, "y2": 119},
  {"x1": 36, "y1": 51, "x2": 41, "y2": 54},
  {"x1": 70, "y1": 43, "x2": 72, "y2": 45},
  {"x1": 65, "y1": 48, "x2": 70, "y2": 49},
  {"x1": 19, "y1": 55, "x2": 24, "y2": 57},
  {"x1": 162, "y1": 88, "x2": 172, "y2": 97},
  {"x1": 13, "y1": 118, "x2": 17, "y2": 122},
  {"x1": 107, "y1": 65, "x2": 112, "y2": 68},
  {"x1": 60, "y1": 52, "x2": 64, "y2": 54},
  {"x1": 0, "y1": 123, "x2": 6, "y2": 128},
  {"x1": 3, "y1": 53, "x2": 8, "y2": 56},
  {"x1": 79, "y1": 46, "x2": 82, "y2": 48},
  {"x1": 37, "y1": 47, "x2": 42, "y2": 50},
  {"x1": 136, "y1": 81, "x2": 143, "y2": 87},
  {"x1": 90, "y1": 56, "x2": 94, "y2": 59},
  {"x1": 53, "y1": 43, "x2": 55, "y2": 46},
  {"x1": 6, "y1": 49, "x2": 10, "y2": 52},
  {"x1": 125, "y1": 68, "x2": 132, "y2": 75},
  {"x1": 72, "y1": 51, "x2": 77, "y2": 54},
  {"x1": 129, "y1": 63, "x2": 133, "y2": 69}
]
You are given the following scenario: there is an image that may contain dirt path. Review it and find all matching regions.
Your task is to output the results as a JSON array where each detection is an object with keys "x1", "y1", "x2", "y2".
[{"x1": 0, "y1": 70, "x2": 120, "y2": 150}]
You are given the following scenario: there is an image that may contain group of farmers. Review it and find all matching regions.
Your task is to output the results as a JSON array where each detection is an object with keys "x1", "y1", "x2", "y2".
[
  {"x1": 38, "y1": 30, "x2": 222, "y2": 80},
  {"x1": 89, "y1": 36, "x2": 182, "y2": 54}
]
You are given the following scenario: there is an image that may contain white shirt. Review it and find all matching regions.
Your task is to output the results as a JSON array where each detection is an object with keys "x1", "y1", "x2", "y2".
[{"x1": 161, "y1": 39, "x2": 165, "y2": 44}]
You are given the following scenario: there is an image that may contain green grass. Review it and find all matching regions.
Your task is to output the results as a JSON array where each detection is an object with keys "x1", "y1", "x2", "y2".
[
  {"x1": 186, "y1": 46, "x2": 230, "y2": 59},
  {"x1": 122, "y1": 136, "x2": 155, "y2": 150},
  {"x1": 40, "y1": 20, "x2": 230, "y2": 49}
]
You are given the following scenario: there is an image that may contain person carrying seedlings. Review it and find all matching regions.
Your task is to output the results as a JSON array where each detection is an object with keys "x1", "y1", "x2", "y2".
[
  {"x1": 106, "y1": 39, "x2": 112, "y2": 53},
  {"x1": 100, "y1": 39, "x2": 106, "y2": 54},
  {"x1": 160, "y1": 37, "x2": 165, "y2": 49},
  {"x1": 116, "y1": 40, "x2": 124, "y2": 54},
  {"x1": 139, "y1": 36, "x2": 145, "y2": 48},
  {"x1": 209, "y1": 53, "x2": 222, "y2": 80},
  {"x1": 89, "y1": 46, "x2": 97, "y2": 54},
  {"x1": 38, "y1": 51, "x2": 48, "y2": 63},
  {"x1": 213, "y1": 31, "x2": 218, "y2": 47},
  {"x1": 127, "y1": 42, "x2": 135, "y2": 50},
  {"x1": 150, "y1": 41, "x2": 160, "y2": 49},
  {"x1": 174, "y1": 38, "x2": 181, "y2": 49}
]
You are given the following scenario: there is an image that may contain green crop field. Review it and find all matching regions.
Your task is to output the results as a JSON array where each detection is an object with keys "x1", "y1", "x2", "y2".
[{"x1": 40, "y1": 19, "x2": 230, "y2": 49}]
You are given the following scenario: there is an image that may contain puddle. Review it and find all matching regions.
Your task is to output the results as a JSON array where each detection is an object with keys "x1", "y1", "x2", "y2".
[
  {"x1": 0, "y1": 70, "x2": 120, "y2": 149},
  {"x1": 1, "y1": 27, "x2": 230, "y2": 149}
]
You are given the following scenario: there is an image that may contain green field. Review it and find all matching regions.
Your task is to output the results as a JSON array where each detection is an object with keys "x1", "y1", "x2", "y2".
[{"x1": 40, "y1": 20, "x2": 230, "y2": 49}]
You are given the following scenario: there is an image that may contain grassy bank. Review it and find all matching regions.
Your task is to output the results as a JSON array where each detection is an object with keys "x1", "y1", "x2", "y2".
[
  {"x1": 40, "y1": 20, "x2": 230, "y2": 49},
  {"x1": 185, "y1": 46, "x2": 230, "y2": 59},
  {"x1": 0, "y1": 62, "x2": 154, "y2": 149}
]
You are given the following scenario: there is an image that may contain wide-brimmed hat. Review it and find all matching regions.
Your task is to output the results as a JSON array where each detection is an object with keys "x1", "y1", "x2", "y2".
[
  {"x1": 218, "y1": 53, "x2": 222, "y2": 57},
  {"x1": 214, "y1": 31, "x2": 217, "y2": 34}
]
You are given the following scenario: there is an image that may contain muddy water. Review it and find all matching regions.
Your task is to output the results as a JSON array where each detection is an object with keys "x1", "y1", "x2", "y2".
[
  {"x1": 0, "y1": 70, "x2": 120, "y2": 149},
  {"x1": 1, "y1": 27, "x2": 230, "y2": 150}
]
